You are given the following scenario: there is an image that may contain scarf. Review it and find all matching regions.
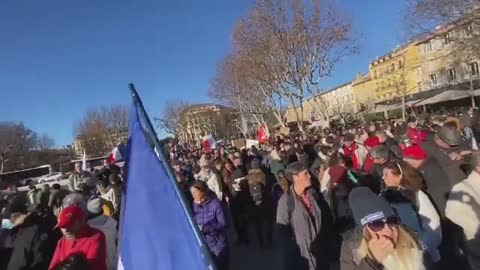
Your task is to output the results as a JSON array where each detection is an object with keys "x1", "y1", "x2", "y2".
[{"x1": 343, "y1": 143, "x2": 360, "y2": 169}]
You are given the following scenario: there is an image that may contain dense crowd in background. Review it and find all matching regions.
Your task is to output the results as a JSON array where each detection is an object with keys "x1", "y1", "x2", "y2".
[
  {"x1": 168, "y1": 106, "x2": 480, "y2": 270},
  {"x1": 0, "y1": 161, "x2": 122, "y2": 270},
  {"x1": 1, "y1": 106, "x2": 480, "y2": 270}
]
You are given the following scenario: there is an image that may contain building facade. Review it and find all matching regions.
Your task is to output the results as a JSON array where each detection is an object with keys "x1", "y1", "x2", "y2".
[
  {"x1": 369, "y1": 43, "x2": 422, "y2": 102},
  {"x1": 416, "y1": 23, "x2": 480, "y2": 92},
  {"x1": 178, "y1": 103, "x2": 238, "y2": 143},
  {"x1": 284, "y1": 81, "x2": 356, "y2": 124},
  {"x1": 352, "y1": 73, "x2": 376, "y2": 113}
]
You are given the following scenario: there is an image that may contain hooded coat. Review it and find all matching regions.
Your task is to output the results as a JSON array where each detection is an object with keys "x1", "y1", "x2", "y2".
[
  {"x1": 275, "y1": 187, "x2": 334, "y2": 270},
  {"x1": 192, "y1": 194, "x2": 229, "y2": 264},
  {"x1": 87, "y1": 215, "x2": 118, "y2": 270}
]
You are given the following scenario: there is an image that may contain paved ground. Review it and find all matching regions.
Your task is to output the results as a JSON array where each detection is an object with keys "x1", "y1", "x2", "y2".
[{"x1": 230, "y1": 245, "x2": 277, "y2": 270}]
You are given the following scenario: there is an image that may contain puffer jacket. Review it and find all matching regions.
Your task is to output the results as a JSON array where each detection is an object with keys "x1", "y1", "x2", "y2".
[
  {"x1": 87, "y1": 215, "x2": 118, "y2": 270},
  {"x1": 192, "y1": 195, "x2": 228, "y2": 261}
]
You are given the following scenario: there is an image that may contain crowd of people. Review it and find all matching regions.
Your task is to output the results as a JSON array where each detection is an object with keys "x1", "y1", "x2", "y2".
[
  {"x1": 1, "y1": 107, "x2": 480, "y2": 270},
  {"x1": 0, "y1": 161, "x2": 122, "y2": 270},
  {"x1": 168, "y1": 107, "x2": 480, "y2": 270}
]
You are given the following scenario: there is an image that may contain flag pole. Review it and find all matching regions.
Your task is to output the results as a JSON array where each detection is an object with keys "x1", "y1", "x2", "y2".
[{"x1": 127, "y1": 83, "x2": 216, "y2": 269}]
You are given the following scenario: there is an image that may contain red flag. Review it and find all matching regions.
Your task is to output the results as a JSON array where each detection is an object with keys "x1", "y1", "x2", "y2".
[{"x1": 257, "y1": 125, "x2": 267, "y2": 143}]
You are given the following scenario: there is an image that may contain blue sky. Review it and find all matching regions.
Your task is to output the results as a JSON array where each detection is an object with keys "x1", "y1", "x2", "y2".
[{"x1": 0, "y1": 0, "x2": 408, "y2": 147}]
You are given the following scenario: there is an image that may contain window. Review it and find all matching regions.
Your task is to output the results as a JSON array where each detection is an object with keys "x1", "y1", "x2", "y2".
[
  {"x1": 470, "y1": 62, "x2": 479, "y2": 76},
  {"x1": 425, "y1": 42, "x2": 432, "y2": 52},
  {"x1": 443, "y1": 32, "x2": 451, "y2": 45},
  {"x1": 465, "y1": 23, "x2": 473, "y2": 37},
  {"x1": 448, "y1": 68, "x2": 457, "y2": 82},
  {"x1": 398, "y1": 60, "x2": 404, "y2": 68},
  {"x1": 429, "y1": 73, "x2": 437, "y2": 85},
  {"x1": 417, "y1": 82, "x2": 423, "y2": 91},
  {"x1": 391, "y1": 63, "x2": 395, "y2": 72}
]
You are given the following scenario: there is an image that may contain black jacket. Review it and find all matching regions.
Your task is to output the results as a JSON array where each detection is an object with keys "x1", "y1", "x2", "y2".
[
  {"x1": 6, "y1": 211, "x2": 60, "y2": 270},
  {"x1": 383, "y1": 137, "x2": 403, "y2": 160}
]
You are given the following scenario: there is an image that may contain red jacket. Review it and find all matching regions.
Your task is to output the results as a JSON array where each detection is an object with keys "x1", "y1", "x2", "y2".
[{"x1": 49, "y1": 225, "x2": 107, "y2": 270}]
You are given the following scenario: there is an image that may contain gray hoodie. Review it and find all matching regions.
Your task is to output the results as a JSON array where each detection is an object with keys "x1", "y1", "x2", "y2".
[{"x1": 88, "y1": 215, "x2": 118, "y2": 270}]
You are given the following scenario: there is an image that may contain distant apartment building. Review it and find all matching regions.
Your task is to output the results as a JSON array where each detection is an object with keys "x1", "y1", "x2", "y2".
[
  {"x1": 284, "y1": 81, "x2": 356, "y2": 124},
  {"x1": 369, "y1": 43, "x2": 422, "y2": 102},
  {"x1": 178, "y1": 103, "x2": 238, "y2": 143},
  {"x1": 352, "y1": 73, "x2": 376, "y2": 113},
  {"x1": 73, "y1": 130, "x2": 127, "y2": 157},
  {"x1": 416, "y1": 22, "x2": 480, "y2": 91}
]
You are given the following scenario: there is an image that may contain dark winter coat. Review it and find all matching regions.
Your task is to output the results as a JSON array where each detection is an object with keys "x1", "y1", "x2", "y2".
[
  {"x1": 383, "y1": 137, "x2": 403, "y2": 160},
  {"x1": 420, "y1": 158, "x2": 450, "y2": 216},
  {"x1": 421, "y1": 140, "x2": 467, "y2": 187},
  {"x1": 7, "y1": 211, "x2": 60, "y2": 270},
  {"x1": 192, "y1": 195, "x2": 228, "y2": 261},
  {"x1": 275, "y1": 187, "x2": 334, "y2": 270}
]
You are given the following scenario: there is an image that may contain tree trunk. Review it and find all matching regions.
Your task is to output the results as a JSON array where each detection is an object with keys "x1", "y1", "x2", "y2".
[
  {"x1": 288, "y1": 95, "x2": 305, "y2": 134},
  {"x1": 471, "y1": 79, "x2": 476, "y2": 108},
  {"x1": 401, "y1": 94, "x2": 406, "y2": 121}
]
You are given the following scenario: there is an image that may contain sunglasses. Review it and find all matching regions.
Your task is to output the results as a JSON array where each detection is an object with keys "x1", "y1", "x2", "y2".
[{"x1": 367, "y1": 216, "x2": 399, "y2": 232}]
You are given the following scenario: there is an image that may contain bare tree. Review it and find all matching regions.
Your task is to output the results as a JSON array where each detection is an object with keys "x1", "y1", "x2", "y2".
[
  {"x1": 154, "y1": 100, "x2": 190, "y2": 136},
  {"x1": 228, "y1": 0, "x2": 357, "y2": 133},
  {"x1": 210, "y1": 54, "x2": 285, "y2": 134},
  {"x1": 0, "y1": 122, "x2": 38, "y2": 172},
  {"x1": 37, "y1": 134, "x2": 55, "y2": 150},
  {"x1": 74, "y1": 105, "x2": 128, "y2": 155}
]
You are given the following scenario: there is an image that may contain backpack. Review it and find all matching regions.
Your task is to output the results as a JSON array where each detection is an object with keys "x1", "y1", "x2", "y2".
[{"x1": 249, "y1": 181, "x2": 265, "y2": 203}]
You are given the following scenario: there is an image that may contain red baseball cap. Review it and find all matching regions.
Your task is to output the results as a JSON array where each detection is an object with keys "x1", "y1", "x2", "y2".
[
  {"x1": 403, "y1": 145, "x2": 427, "y2": 160},
  {"x1": 54, "y1": 205, "x2": 86, "y2": 229}
]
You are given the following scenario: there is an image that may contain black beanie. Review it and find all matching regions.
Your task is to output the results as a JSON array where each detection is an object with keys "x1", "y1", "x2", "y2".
[{"x1": 349, "y1": 187, "x2": 396, "y2": 226}]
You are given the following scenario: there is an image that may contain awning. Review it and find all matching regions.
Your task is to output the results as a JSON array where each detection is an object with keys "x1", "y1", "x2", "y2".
[
  {"x1": 415, "y1": 89, "x2": 480, "y2": 106},
  {"x1": 374, "y1": 103, "x2": 402, "y2": 113}
]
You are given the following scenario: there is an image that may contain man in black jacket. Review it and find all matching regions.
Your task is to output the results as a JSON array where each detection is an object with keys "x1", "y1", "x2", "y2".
[
  {"x1": 376, "y1": 130, "x2": 403, "y2": 160},
  {"x1": 5, "y1": 201, "x2": 60, "y2": 270}
]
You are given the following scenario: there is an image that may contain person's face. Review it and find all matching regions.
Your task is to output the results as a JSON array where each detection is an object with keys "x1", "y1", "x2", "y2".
[
  {"x1": 382, "y1": 168, "x2": 402, "y2": 187},
  {"x1": 293, "y1": 169, "x2": 311, "y2": 188},
  {"x1": 97, "y1": 184, "x2": 106, "y2": 194},
  {"x1": 225, "y1": 163, "x2": 233, "y2": 171},
  {"x1": 75, "y1": 163, "x2": 81, "y2": 173},
  {"x1": 344, "y1": 141, "x2": 353, "y2": 147},
  {"x1": 190, "y1": 187, "x2": 205, "y2": 203},
  {"x1": 366, "y1": 218, "x2": 399, "y2": 245},
  {"x1": 404, "y1": 158, "x2": 424, "y2": 169},
  {"x1": 278, "y1": 172, "x2": 285, "y2": 179},
  {"x1": 61, "y1": 219, "x2": 84, "y2": 240},
  {"x1": 228, "y1": 154, "x2": 234, "y2": 161},
  {"x1": 215, "y1": 163, "x2": 223, "y2": 171},
  {"x1": 173, "y1": 164, "x2": 181, "y2": 173}
]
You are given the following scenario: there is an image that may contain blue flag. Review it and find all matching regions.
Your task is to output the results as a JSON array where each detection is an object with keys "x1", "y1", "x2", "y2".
[{"x1": 118, "y1": 89, "x2": 214, "y2": 270}]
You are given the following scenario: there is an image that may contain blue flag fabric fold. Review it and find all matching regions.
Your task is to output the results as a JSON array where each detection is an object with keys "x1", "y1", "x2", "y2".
[{"x1": 117, "y1": 96, "x2": 212, "y2": 270}]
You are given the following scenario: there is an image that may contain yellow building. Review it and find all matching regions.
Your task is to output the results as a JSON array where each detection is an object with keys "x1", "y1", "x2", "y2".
[
  {"x1": 284, "y1": 81, "x2": 356, "y2": 124},
  {"x1": 352, "y1": 73, "x2": 376, "y2": 113},
  {"x1": 369, "y1": 43, "x2": 422, "y2": 102},
  {"x1": 416, "y1": 22, "x2": 480, "y2": 91}
]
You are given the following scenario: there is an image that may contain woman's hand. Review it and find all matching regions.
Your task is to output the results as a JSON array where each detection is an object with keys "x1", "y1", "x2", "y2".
[{"x1": 368, "y1": 233, "x2": 395, "y2": 263}]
